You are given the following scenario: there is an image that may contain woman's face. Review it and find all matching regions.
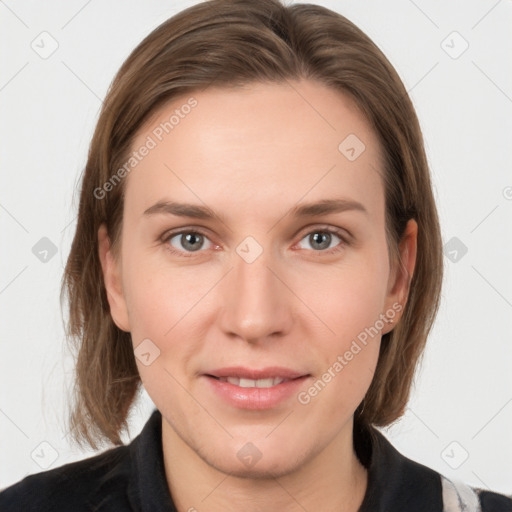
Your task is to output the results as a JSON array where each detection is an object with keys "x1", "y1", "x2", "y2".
[{"x1": 100, "y1": 79, "x2": 415, "y2": 477}]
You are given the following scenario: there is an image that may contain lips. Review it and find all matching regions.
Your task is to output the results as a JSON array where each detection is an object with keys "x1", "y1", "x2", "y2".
[
  {"x1": 203, "y1": 366, "x2": 310, "y2": 409},
  {"x1": 218, "y1": 376, "x2": 286, "y2": 388},
  {"x1": 205, "y1": 366, "x2": 307, "y2": 386}
]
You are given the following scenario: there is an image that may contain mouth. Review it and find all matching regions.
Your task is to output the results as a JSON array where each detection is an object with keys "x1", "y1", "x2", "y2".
[
  {"x1": 203, "y1": 367, "x2": 311, "y2": 409},
  {"x1": 205, "y1": 366, "x2": 308, "y2": 386},
  {"x1": 207, "y1": 376, "x2": 294, "y2": 388}
]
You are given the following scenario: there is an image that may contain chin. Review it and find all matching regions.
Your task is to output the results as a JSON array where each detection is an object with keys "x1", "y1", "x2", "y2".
[
  {"x1": 207, "y1": 451, "x2": 307, "y2": 480},
  {"x1": 196, "y1": 435, "x2": 314, "y2": 480}
]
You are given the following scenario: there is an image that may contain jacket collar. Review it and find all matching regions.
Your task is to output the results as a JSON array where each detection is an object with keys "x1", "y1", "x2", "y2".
[
  {"x1": 127, "y1": 409, "x2": 177, "y2": 511},
  {"x1": 355, "y1": 419, "x2": 443, "y2": 511}
]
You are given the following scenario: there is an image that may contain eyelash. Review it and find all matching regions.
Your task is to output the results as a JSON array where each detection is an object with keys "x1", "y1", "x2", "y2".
[{"x1": 160, "y1": 225, "x2": 351, "y2": 259}]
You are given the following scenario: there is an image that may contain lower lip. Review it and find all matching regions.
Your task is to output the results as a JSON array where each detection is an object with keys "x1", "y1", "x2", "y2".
[{"x1": 204, "y1": 375, "x2": 310, "y2": 410}]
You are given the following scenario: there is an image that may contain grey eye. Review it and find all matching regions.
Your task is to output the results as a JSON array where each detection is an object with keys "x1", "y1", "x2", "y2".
[
  {"x1": 298, "y1": 231, "x2": 342, "y2": 251},
  {"x1": 169, "y1": 232, "x2": 211, "y2": 252}
]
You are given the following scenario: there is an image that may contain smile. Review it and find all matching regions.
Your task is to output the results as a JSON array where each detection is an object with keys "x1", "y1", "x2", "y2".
[
  {"x1": 203, "y1": 367, "x2": 310, "y2": 410},
  {"x1": 213, "y1": 376, "x2": 287, "y2": 388}
]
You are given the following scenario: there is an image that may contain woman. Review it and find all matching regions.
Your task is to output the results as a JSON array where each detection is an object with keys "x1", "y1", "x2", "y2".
[{"x1": 1, "y1": 0, "x2": 510, "y2": 510}]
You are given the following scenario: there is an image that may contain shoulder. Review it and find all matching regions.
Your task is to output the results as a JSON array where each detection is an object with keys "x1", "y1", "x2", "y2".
[
  {"x1": 0, "y1": 444, "x2": 132, "y2": 512},
  {"x1": 441, "y1": 475, "x2": 512, "y2": 512},
  {"x1": 358, "y1": 423, "x2": 512, "y2": 512},
  {"x1": 0, "y1": 409, "x2": 171, "y2": 512}
]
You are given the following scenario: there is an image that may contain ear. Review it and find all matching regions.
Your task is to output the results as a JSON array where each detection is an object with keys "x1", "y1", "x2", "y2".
[
  {"x1": 381, "y1": 219, "x2": 418, "y2": 334},
  {"x1": 98, "y1": 223, "x2": 131, "y2": 332}
]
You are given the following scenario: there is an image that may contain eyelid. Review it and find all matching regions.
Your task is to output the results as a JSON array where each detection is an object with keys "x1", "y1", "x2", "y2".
[
  {"x1": 160, "y1": 227, "x2": 218, "y2": 255},
  {"x1": 292, "y1": 224, "x2": 351, "y2": 256},
  {"x1": 295, "y1": 223, "x2": 352, "y2": 242}
]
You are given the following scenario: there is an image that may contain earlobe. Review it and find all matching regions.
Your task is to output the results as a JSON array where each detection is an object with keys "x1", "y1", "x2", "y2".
[
  {"x1": 382, "y1": 219, "x2": 418, "y2": 333},
  {"x1": 98, "y1": 224, "x2": 131, "y2": 332}
]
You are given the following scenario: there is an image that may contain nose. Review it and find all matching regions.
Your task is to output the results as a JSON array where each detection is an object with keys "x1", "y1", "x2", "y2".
[{"x1": 217, "y1": 243, "x2": 294, "y2": 344}]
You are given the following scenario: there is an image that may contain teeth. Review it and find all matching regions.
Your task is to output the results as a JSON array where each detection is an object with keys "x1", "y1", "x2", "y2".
[
  {"x1": 238, "y1": 378, "x2": 255, "y2": 388},
  {"x1": 222, "y1": 377, "x2": 286, "y2": 388}
]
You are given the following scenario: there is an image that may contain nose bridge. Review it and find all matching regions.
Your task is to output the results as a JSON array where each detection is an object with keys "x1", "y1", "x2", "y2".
[{"x1": 219, "y1": 238, "x2": 292, "y2": 342}]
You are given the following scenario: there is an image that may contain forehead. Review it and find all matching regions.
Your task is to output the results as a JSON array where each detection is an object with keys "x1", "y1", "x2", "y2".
[{"x1": 125, "y1": 80, "x2": 385, "y2": 222}]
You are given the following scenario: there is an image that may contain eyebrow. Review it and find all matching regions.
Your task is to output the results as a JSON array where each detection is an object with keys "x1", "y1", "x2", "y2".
[{"x1": 143, "y1": 198, "x2": 368, "y2": 220}]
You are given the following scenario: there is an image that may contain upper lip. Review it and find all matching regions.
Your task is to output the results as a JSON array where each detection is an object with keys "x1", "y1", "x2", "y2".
[{"x1": 205, "y1": 366, "x2": 308, "y2": 380}]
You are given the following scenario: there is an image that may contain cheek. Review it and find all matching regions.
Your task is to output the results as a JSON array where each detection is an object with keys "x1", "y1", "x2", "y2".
[
  {"x1": 122, "y1": 245, "x2": 205, "y2": 342},
  {"x1": 296, "y1": 267, "x2": 385, "y2": 419},
  {"x1": 122, "y1": 249, "x2": 221, "y2": 400},
  {"x1": 303, "y1": 249, "x2": 390, "y2": 338},
  {"x1": 295, "y1": 245, "x2": 389, "y2": 391}
]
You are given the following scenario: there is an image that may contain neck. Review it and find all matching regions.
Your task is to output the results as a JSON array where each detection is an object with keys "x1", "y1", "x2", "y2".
[{"x1": 161, "y1": 417, "x2": 368, "y2": 512}]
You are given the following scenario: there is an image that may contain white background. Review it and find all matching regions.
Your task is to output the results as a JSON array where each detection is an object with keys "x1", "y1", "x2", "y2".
[{"x1": 1, "y1": 0, "x2": 511, "y2": 495}]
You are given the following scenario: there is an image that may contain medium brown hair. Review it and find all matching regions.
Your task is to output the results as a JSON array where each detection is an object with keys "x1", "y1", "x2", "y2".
[{"x1": 61, "y1": 0, "x2": 443, "y2": 449}]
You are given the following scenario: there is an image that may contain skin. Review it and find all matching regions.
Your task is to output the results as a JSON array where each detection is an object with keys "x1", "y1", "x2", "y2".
[{"x1": 99, "y1": 79, "x2": 417, "y2": 512}]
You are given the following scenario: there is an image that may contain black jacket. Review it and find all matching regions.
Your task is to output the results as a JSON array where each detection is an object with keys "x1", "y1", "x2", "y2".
[{"x1": 0, "y1": 409, "x2": 510, "y2": 511}]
